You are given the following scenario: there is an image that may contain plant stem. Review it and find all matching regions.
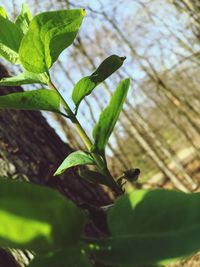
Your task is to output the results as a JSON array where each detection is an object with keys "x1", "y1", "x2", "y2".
[
  {"x1": 48, "y1": 81, "x2": 92, "y2": 146},
  {"x1": 48, "y1": 80, "x2": 122, "y2": 195}
]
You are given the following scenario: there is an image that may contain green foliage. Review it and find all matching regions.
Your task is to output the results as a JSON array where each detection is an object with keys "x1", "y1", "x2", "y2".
[
  {"x1": 1, "y1": 4, "x2": 200, "y2": 267},
  {"x1": 72, "y1": 55, "x2": 126, "y2": 112},
  {"x1": 54, "y1": 151, "x2": 96, "y2": 176},
  {"x1": 0, "y1": 15, "x2": 23, "y2": 64},
  {"x1": 0, "y1": 6, "x2": 7, "y2": 18},
  {"x1": 15, "y1": 3, "x2": 31, "y2": 34},
  {"x1": 0, "y1": 179, "x2": 87, "y2": 252},
  {"x1": 0, "y1": 71, "x2": 48, "y2": 86},
  {"x1": 93, "y1": 189, "x2": 200, "y2": 266},
  {"x1": 29, "y1": 245, "x2": 92, "y2": 267},
  {"x1": 0, "y1": 89, "x2": 61, "y2": 113},
  {"x1": 92, "y1": 78, "x2": 130, "y2": 155},
  {"x1": 19, "y1": 9, "x2": 85, "y2": 73}
]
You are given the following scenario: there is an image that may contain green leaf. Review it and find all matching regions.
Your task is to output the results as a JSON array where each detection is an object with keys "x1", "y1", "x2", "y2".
[
  {"x1": 0, "y1": 89, "x2": 61, "y2": 113},
  {"x1": 93, "y1": 189, "x2": 200, "y2": 266},
  {"x1": 0, "y1": 71, "x2": 48, "y2": 86},
  {"x1": 76, "y1": 257, "x2": 93, "y2": 267},
  {"x1": 15, "y1": 3, "x2": 31, "y2": 34},
  {"x1": 92, "y1": 78, "x2": 130, "y2": 155},
  {"x1": 29, "y1": 245, "x2": 92, "y2": 267},
  {"x1": 54, "y1": 151, "x2": 96, "y2": 176},
  {"x1": 19, "y1": 9, "x2": 85, "y2": 73},
  {"x1": 0, "y1": 6, "x2": 7, "y2": 18},
  {"x1": 0, "y1": 179, "x2": 87, "y2": 252},
  {"x1": 72, "y1": 55, "x2": 126, "y2": 112},
  {"x1": 79, "y1": 169, "x2": 110, "y2": 186},
  {"x1": 0, "y1": 15, "x2": 23, "y2": 64}
]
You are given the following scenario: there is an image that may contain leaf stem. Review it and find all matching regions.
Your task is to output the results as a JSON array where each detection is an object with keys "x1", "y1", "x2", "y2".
[{"x1": 48, "y1": 80, "x2": 122, "y2": 195}]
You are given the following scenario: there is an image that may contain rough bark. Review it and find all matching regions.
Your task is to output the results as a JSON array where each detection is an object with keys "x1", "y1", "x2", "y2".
[{"x1": 0, "y1": 63, "x2": 111, "y2": 266}]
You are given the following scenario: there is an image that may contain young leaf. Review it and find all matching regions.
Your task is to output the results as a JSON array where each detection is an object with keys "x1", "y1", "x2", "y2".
[
  {"x1": 0, "y1": 15, "x2": 23, "y2": 64},
  {"x1": 54, "y1": 151, "x2": 96, "y2": 176},
  {"x1": 123, "y1": 168, "x2": 140, "y2": 182},
  {"x1": 92, "y1": 78, "x2": 130, "y2": 155},
  {"x1": 19, "y1": 9, "x2": 85, "y2": 73},
  {"x1": 0, "y1": 89, "x2": 61, "y2": 113},
  {"x1": 0, "y1": 6, "x2": 7, "y2": 18},
  {"x1": 93, "y1": 189, "x2": 200, "y2": 266},
  {"x1": 0, "y1": 71, "x2": 48, "y2": 86},
  {"x1": 72, "y1": 55, "x2": 126, "y2": 112},
  {"x1": 0, "y1": 179, "x2": 87, "y2": 252},
  {"x1": 15, "y1": 3, "x2": 31, "y2": 34}
]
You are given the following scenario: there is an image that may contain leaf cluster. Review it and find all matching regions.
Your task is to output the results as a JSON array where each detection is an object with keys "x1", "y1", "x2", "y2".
[{"x1": 0, "y1": 4, "x2": 200, "y2": 267}]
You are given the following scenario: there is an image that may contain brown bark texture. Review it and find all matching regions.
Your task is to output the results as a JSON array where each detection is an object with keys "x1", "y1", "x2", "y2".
[{"x1": 0, "y1": 63, "x2": 111, "y2": 266}]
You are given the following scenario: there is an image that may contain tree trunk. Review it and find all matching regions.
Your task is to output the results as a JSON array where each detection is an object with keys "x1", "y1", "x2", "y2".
[{"x1": 0, "y1": 63, "x2": 111, "y2": 266}]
